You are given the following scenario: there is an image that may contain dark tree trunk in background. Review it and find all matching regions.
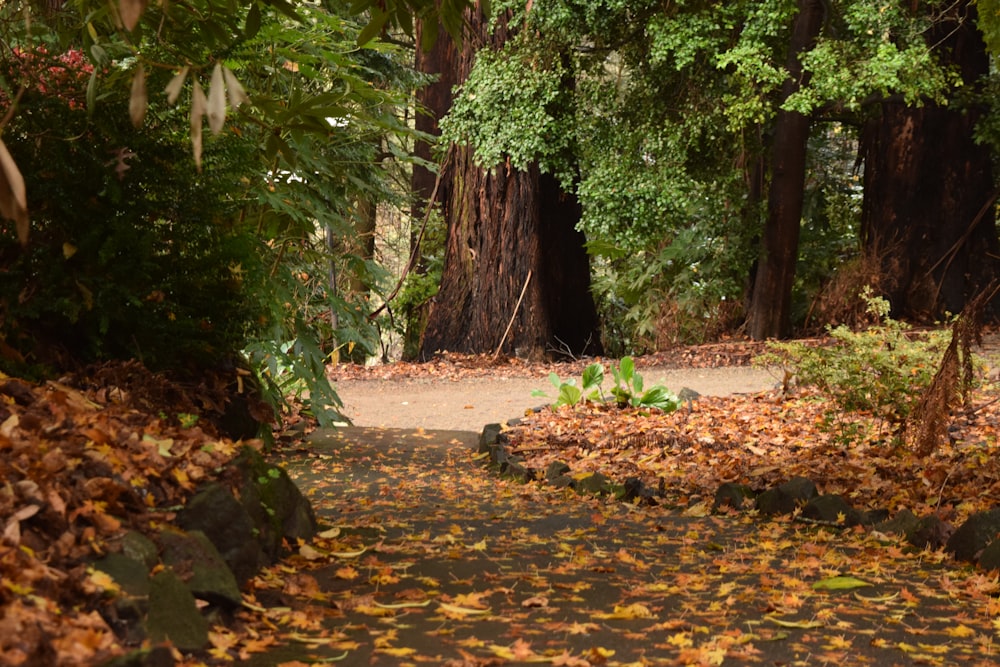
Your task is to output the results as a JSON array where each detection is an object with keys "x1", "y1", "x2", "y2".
[
  {"x1": 419, "y1": 7, "x2": 601, "y2": 359},
  {"x1": 746, "y1": 0, "x2": 825, "y2": 340},
  {"x1": 402, "y1": 20, "x2": 459, "y2": 360},
  {"x1": 861, "y1": 1, "x2": 998, "y2": 320}
]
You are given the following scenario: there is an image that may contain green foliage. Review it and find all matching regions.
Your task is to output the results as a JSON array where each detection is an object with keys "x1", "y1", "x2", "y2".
[
  {"x1": 532, "y1": 357, "x2": 680, "y2": 412},
  {"x1": 757, "y1": 289, "x2": 951, "y2": 431},
  {"x1": 0, "y1": 0, "x2": 427, "y2": 427}
]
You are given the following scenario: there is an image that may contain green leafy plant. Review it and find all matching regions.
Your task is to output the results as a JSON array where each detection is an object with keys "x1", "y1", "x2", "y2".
[
  {"x1": 756, "y1": 288, "x2": 954, "y2": 433},
  {"x1": 533, "y1": 358, "x2": 680, "y2": 412},
  {"x1": 609, "y1": 357, "x2": 681, "y2": 411}
]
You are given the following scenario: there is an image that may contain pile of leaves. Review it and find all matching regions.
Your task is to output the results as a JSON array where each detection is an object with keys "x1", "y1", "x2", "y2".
[
  {"x1": 0, "y1": 362, "x2": 256, "y2": 666},
  {"x1": 503, "y1": 383, "x2": 1000, "y2": 527}
]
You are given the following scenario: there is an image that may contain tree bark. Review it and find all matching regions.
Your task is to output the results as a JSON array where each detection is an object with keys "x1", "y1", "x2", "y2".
[
  {"x1": 746, "y1": 0, "x2": 825, "y2": 340},
  {"x1": 860, "y1": 1, "x2": 998, "y2": 320},
  {"x1": 419, "y1": 6, "x2": 601, "y2": 359},
  {"x1": 402, "y1": 20, "x2": 459, "y2": 360}
]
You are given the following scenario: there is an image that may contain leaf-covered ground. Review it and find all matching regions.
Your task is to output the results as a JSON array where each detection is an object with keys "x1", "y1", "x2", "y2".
[{"x1": 4, "y1": 340, "x2": 1000, "y2": 666}]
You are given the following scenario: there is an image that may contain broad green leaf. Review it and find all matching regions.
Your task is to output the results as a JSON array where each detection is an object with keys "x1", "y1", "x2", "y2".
[
  {"x1": 812, "y1": 576, "x2": 870, "y2": 591},
  {"x1": 582, "y1": 363, "x2": 604, "y2": 391},
  {"x1": 619, "y1": 357, "x2": 635, "y2": 382},
  {"x1": 244, "y1": 3, "x2": 262, "y2": 39},
  {"x1": 548, "y1": 372, "x2": 561, "y2": 389},
  {"x1": 556, "y1": 384, "x2": 582, "y2": 407}
]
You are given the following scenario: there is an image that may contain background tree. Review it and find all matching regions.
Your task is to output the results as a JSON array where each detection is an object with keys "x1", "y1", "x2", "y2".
[{"x1": 420, "y1": 4, "x2": 602, "y2": 359}]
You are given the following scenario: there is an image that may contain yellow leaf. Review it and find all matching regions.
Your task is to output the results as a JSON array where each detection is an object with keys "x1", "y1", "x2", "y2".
[
  {"x1": 667, "y1": 632, "x2": 693, "y2": 648},
  {"x1": 766, "y1": 616, "x2": 824, "y2": 629},
  {"x1": 438, "y1": 602, "x2": 492, "y2": 616},
  {"x1": 944, "y1": 624, "x2": 976, "y2": 638},
  {"x1": 592, "y1": 603, "x2": 653, "y2": 620},
  {"x1": 378, "y1": 647, "x2": 416, "y2": 657}
]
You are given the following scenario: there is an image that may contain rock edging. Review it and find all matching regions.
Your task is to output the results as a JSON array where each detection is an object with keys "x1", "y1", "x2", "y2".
[
  {"x1": 96, "y1": 446, "x2": 316, "y2": 665},
  {"x1": 478, "y1": 423, "x2": 1000, "y2": 577}
]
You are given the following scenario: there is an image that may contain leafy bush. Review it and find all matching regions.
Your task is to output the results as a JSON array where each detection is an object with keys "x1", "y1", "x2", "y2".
[
  {"x1": 757, "y1": 289, "x2": 952, "y2": 430},
  {"x1": 533, "y1": 357, "x2": 681, "y2": 412}
]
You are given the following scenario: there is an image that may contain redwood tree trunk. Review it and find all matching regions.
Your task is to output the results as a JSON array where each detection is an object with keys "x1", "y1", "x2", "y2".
[
  {"x1": 419, "y1": 7, "x2": 601, "y2": 359},
  {"x1": 860, "y1": 1, "x2": 998, "y2": 319},
  {"x1": 402, "y1": 20, "x2": 459, "y2": 360},
  {"x1": 746, "y1": 0, "x2": 825, "y2": 340}
]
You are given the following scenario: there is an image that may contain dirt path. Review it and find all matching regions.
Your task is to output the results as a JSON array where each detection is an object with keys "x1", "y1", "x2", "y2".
[{"x1": 334, "y1": 365, "x2": 777, "y2": 431}]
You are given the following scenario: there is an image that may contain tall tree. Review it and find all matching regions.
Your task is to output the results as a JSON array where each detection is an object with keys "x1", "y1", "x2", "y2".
[
  {"x1": 419, "y1": 5, "x2": 601, "y2": 359},
  {"x1": 746, "y1": 0, "x2": 826, "y2": 339},
  {"x1": 860, "y1": 0, "x2": 998, "y2": 319}
]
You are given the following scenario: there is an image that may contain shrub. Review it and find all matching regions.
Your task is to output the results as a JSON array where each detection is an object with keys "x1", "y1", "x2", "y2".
[{"x1": 757, "y1": 288, "x2": 952, "y2": 433}]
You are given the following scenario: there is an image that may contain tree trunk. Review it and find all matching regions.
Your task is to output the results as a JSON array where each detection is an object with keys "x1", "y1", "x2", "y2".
[
  {"x1": 419, "y1": 6, "x2": 601, "y2": 359},
  {"x1": 860, "y1": 1, "x2": 998, "y2": 320},
  {"x1": 402, "y1": 20, "x2": 459, "y2": 360},
  {"x1": 746, "y1": 0, "x2": 825, "y2": 340}
]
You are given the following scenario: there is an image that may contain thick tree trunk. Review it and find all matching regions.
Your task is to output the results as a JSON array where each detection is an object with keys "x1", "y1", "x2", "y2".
[
  {"x1": 419, "y1": 7, "x2": 601, "y2": 359},
  {"x1": 860, "y1": 1, "x2": 998, "y2": 320},
  {"x1": 746, "y1": 0, "x2": 825, "y2": 340},
  {"x1": 402, "y1": 20, "x2": 459, "y2": 360}
]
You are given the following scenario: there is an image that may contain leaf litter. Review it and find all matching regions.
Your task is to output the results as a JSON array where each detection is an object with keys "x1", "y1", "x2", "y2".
[{"x1": 4, "y1": 340, "x2": 1000, "y2": 665}]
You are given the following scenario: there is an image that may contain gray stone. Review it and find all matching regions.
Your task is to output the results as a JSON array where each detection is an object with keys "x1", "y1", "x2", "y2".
[
  {"x1": 713, "y1": 483, "x2": 756, "y2": 512},
  {"x1": 145, "y1": 570, "x2": 208, "y2": 651},
  {"x1": 978, "y1": 538, "x2": 1000, "y2": 572},
  {"x1": 233, "y1": 447, "x2": 318, "y2": 560},
  {"x1": 177, "y1": 482, "x2": 264, "y2": 584},
  {"x1": 549, "y1": 475, "x2": 574, "y2": 489},
  {"x1": 478, "y1": 423, "x2": 502, "y2": 453},
  {"x1": 545, "y1": 461, "x2": 571, "y2": 482},
  {"x1": 500, "y1": 457, "x2": 535, "y2": 483},
  {"x1": 92, "y1": 552, "x2": 150, "y2": 597},
  {"x1": 860, "y1": 509, "x2": 890, "y2": 527},
  {"x1": 800, "y1": 495, "x2": 863, "y2": 527},
  {"x1": 576, "y1": 472, "x2": 612, "y2": 496},
  {"x1": 159, "y1": 528, "x2": 242, "y2": 608},
  {"x1": 875, "y1": 509, "x2": 920, "y2": 538},
  {"x1": 757, "y1": 477, "x2": 818, "y2": 517},
  {"x1": 98, "y1": 646, "x2": 174, "y2": 667},
  {"x1": 912, "y1": 515, "x2": 952, "y2": 551},
  {"x1": 947, "y1": 507, "x2": 1000, "y2": 562},
  {"x1": 121, "y1": 531, "x2": 159, "y2": 569}
]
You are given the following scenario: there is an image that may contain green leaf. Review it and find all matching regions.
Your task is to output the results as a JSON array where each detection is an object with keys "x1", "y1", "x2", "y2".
[
  {"x1": 357, "y1": 9, "x2": 389, "y2": 46},
  {"x1": 548, "y1": 372, "x2": 562, "y2": 389},
  {"x1": 619, "y1": 357, "x2": 635, "y2": 382},
  {"x1": 581, "y1": 363, "x2": 604, "y2": 391},
  {"x1": 245, "y1": 3, "x2": 262, "y2": 39},
  {"x1": 556, "y1": 384, "x2": 582, "y2": 407},
  {"x1": 812, "y1": 576, "x2": 871, "y2": 591}
]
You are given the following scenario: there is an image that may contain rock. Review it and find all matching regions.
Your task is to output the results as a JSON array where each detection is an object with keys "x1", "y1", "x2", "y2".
[
  {"x1": 756, "y1": 477, "x2": 817, "y2": 516},
  {"x1": 145, "y1": 570, "x2": 209, "y2": 651},
  {"x1": 479, "y1": 423, "x2": 502, "y2": 452},
  {"x1": 98, "y1": 646, "x2": 175, "y2": 667},
  {"x1": 860, "y1": 509, "x2": 890, "y2": 527},
  {"x1": 947, "y1": 507, "x2": 1000, "y2": 562},
  {"x1": 177, "y1": 482, "x2": 264, "y2": 584},
  {"x1": 232, "y1": 446, "x2": 318, "y2": 561},
  {"x1": 875, "y1": 509, "x2": 920, "y2": 539},
  {"x1": 158, "y1": 528, "x2": 242, "y2": 608},
  {"x1": 911, "y1": 515, "x2": 952, "y2": 551},
  {"x1": 800, "y1": 495, "x2": 863, "y2": 527},
  {"x1": 500, "y1": 457, "x2": 535, "y2": 483},
  {"x1": 92, "y1": 552, "x2": 150, "y2": 597},
  {"x1": 576, "y1": 472, "x2": 612, "y2": 496},
  {"x1": 121, "y1": 531, "x2": 159, "y2": 569},
  {"x1": 713, "y1": 483, "x2": 756, "y2": 512},
  {"x1": 622, "y1": 477, "x2": 655, "y2": 504},
  {"x1": 549, "y1": 475, "x2": 574, "y2": 489},
  {"x1": 545, "y1": 461, "x2": 571, "y2": 482},
  {"x1": 978, "y1": 538, "x2": 1000, "y2": 572}
]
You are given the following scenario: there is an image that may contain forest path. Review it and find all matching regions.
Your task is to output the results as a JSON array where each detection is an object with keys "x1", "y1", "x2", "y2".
[
  {"x1": 260, "y1": 425, "x2": 997, "y2": 666},
  {"x1": 333, "y1": 365, "x2": 776, "y2": 431}
]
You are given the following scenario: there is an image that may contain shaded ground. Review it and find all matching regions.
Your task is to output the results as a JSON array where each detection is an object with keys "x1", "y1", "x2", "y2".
[{"x1": 250, "y1": 426, "x2": 1000, "y2": 666}]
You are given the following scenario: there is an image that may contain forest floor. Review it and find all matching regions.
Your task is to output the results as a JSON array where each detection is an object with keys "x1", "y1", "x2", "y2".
[{"x1": 4, "y1": 336, "x2": 1000, "y2": 665}]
